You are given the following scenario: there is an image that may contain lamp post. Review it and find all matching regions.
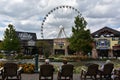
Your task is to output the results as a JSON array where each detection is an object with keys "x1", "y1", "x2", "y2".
[{"x1": 28, "y1": 40, "x2": 38, "y2": 72}]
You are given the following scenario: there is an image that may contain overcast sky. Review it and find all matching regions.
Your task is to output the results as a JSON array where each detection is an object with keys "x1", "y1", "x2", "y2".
[{"x1": 0, "y1": 0, "x2": 120, "y2": 40}]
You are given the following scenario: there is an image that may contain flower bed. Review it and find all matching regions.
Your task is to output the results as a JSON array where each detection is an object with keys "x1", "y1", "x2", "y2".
[
  {"x1": 19, "y1": 63, "x2": 35, "y2": 73},
  {"x1": 0, "y1": 59, "x2": 119, "y2": 74},
  {"x1": 0, "y1": 62, "x2": 35, "y2": 73}
]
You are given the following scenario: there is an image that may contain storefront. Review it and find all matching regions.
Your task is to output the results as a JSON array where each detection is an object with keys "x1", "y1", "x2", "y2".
[
  {"x1": 53, "y1": 38, "x2": 69, "y2": 55},
  {"x1": 92, "y1": 27, "x2": 120, "y2": 57},
  {"x1": 16, "y1": 31, "x2": 37, "y2": 55},
  {"x1": 113, "y1": 45, "x2": 120, "y2": 57}
]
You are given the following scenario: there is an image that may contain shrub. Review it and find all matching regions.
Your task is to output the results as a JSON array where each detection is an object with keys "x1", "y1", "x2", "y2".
[
  {"x1": 15, "y1": 54, "x2": 34, "y2": 59},
  {"x1": 15, "y1": 54, "x2": 23, "y2": 59},
  {"x1": 0, "y1": 62, "x2": 35, "y2": 73},
  {"x1": 23, "y1": 55, "x2": 34, "y2": 59},
  {"x1": 0, "y1": 62, "x2": 3, "y2": 68},
  {"x1": 74, "y1": 66, "x2": 81, "y2": 73},
  {"x1": 61, "y1": 55, "x2": 89, "y2": 61},
  {"x1": 0, "y1": 53, "x2": 5, "y2": 58}
]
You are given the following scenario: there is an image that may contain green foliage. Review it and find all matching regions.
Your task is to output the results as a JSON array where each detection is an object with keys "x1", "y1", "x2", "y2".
[
  {"x1": 2, "y1": 24, "x2": 20, "y2": 52},
  {"x1": 15, "y1": 54, "x2": 34, "y2": 59},
  {"x1": 68, "y1": 15, "x2": 93, "y2": 55},
  {"x1": 44, "y1": 51, "x2": 49, "y2": 59},
  {"x1": 15, "y1": 54, "x2": 23, "y2": 59},
  {"x1": 0, "y1": 53, "x2": 5, "y2": 58},
  {"x1": 0, "y1": 42, "x2": 2, "y2": 50},
  {"x1": 49, "y1": 55, "x2": 93, "y2": 62},
  {"x1": 36, "y1": 41, "x2": 51, "y2": 58},
  {"x1": 74, "y1": 66, "x2": 82, "y2": 73}
]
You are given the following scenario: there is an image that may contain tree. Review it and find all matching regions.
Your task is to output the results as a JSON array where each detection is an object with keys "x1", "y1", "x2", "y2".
[
  {"x1": 68, "y1": 15, "x2": 93, "y2": 55},
  {"x1": 2, "y1": 24, "x2": 20, "y2": 53},
  {"x1": 36, "y1": 41, "x2": 51, "y2": 58}
]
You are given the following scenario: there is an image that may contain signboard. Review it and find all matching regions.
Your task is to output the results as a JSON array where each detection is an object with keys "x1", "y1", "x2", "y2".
[
  {"x1": 28, "y1": 40, "x2": 36, "y2": 46},
  {"x1": 16, "y1": 31, "x2": 37, "y2": 41}
]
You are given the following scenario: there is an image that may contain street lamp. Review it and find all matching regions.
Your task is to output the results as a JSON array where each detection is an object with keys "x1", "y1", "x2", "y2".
[{"x1": 28, "y1": 40, "x2": 38, "y2": 72}]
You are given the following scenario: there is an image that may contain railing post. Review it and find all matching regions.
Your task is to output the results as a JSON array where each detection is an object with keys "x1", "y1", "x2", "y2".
[{"x1": 34, "y1": 53, "x2": 38, "y2": 73}]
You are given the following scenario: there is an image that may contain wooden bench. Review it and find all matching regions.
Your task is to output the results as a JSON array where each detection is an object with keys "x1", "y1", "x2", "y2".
[{"x1": 111, "y1": 69, "x2": 120, "y2": 80}]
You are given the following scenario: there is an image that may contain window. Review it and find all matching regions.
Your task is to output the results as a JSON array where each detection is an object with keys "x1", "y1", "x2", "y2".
[{"x1": 96, "y1": 39, "x2": 110, "y2": 49}]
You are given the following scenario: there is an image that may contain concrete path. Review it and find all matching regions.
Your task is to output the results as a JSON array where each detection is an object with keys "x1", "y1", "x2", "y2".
[
  {"x1": 1, "y1": 73, "x2": 103, "y2": 80},
  {"x1": 21, "y1": 73, "x2": 81, "y2": 80}
]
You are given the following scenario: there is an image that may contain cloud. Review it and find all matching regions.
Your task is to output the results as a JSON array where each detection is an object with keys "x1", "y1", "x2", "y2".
[
  {"x1": 0, "y1": 0, "x2": 120, "y2": 40},
  {"x1": 39, "y1": 0, "x2": 49, "y2": 8}
]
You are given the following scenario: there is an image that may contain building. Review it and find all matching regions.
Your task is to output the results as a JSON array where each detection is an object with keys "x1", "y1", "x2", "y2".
[
  {"x1": 53, "y1": 38, "x2": 69, "y2": 55},
  {"x1": 16, "y1": 31, "x2": 37, "y2": 55},
  {"x1": 15, "y1": 26, "x2": 120, "y2": 58},
  {"x1": 92, "y1": 27, "x2": 120, "y2": 57},
  {"x1": 36, "y1": 39, "x2": 53, "y2": 55},
  {"x1": 37, "y1": 38, "x2": 74, "y2": 56}
]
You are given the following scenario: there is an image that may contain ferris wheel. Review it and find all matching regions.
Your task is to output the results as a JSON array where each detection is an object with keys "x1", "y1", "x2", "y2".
[{"x1": 41, "y1": 5, "x2": 81, "y2": 39}]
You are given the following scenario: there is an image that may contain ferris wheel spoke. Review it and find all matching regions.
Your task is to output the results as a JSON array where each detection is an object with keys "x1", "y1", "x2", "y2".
[{"x1": 41, "y1": 5, "x2": 81, "y2": 39}]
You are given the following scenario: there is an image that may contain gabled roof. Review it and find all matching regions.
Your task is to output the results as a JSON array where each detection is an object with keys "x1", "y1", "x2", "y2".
[{"x1": 92, "y1": 26, "x2": 120, "y2": 37}]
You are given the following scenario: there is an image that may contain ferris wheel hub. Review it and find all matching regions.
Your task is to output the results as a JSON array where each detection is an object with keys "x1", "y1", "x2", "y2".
[{"x1": 59, "y1": 25, "x2": 64, "y2": 29}]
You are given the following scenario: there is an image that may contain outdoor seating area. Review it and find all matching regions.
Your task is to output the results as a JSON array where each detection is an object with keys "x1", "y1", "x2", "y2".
[
  {"x1": 57, "y1": 64, "x2": 74, "y2": 80},
  {"x1": 0, "y1": 61, "x2": 119, "y2": 80},
  {"x1": 39, "y1": 64, "x2": 54, "y2": 80},
  {"x1": 112, "y1": 69, "x2": 120, "y2": 80},
  {"x1": 80, "y1": 63, "x2": 119, "y2": 80},
  {"x1": 98, "y1": 63, "x2": 114, "y2": 80},
  {"x1": 80, "y1": 63, "x2": 99, "y2": 80},
  {"x1": 0, "y1": 63, "x2": 22, "y2": 80}
]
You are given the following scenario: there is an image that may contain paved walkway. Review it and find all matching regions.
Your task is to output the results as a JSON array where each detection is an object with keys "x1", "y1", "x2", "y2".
[
  {"x1": 0, "y1": 73, "x2": 104, "y2": 80},
  {"x1": 21, "y1": 73, "x2": 81, "y2": 80}
]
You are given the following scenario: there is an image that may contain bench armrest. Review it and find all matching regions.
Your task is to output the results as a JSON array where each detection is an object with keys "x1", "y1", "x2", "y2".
[
  {"x1": 17, "y1": 67, "x2": 23, "y2": 72},
  {"x1": 0, "y1": 67, "x2": 3, "y2": 71}
]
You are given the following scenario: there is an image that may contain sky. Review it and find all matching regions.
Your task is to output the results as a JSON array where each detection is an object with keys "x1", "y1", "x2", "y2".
[{"x1": 0, "y1": 0, "x2": 120, "y2": 40}]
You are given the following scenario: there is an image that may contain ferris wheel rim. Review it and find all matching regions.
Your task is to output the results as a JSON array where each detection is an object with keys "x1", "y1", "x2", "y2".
[{"x1": 41, "y1": 5, "x2": 81, "y2": 39}]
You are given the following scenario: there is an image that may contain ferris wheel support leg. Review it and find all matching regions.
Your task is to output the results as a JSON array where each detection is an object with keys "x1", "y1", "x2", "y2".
[{"x1": 65, "y1": 47, "x2": 68, "y2": 56}]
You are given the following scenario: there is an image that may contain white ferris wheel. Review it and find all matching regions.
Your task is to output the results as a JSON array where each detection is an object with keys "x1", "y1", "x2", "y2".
[{"x1": 40, "y1": 5, "x2": 81, "y2": 39}]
